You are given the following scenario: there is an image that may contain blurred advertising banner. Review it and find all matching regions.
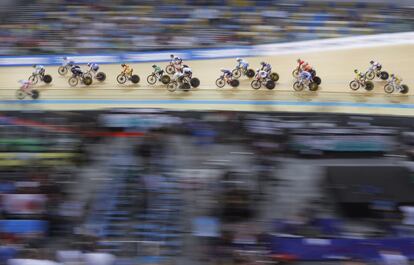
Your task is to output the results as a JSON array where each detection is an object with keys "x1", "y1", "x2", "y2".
[
  {"x1": 2, "y1": 194, "x2": 47, "y2": 215},
  {"x1": 99, "y1": 114, "x2": 181, "y2": 129},
  {"x1": 289, "y1": 135, "x2": 395, "y2": 153},
  {"x1": 270, "y1": 236, "x2": 414, "y2": 261},
  {"x1": 0, "y1": 220, "x2": 47, "y2": 234}
]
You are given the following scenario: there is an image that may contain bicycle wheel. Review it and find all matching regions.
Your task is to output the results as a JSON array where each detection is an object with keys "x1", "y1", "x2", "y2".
[
  {"x1": 292, "y1": 69, "x2": 300, "y2": 78},
  {"x1": 167, "y1": 82, "x2": 177, "y2": 92},
  {"x1": 349, "y1": 80, "x2": 360, "y2": 91},
  {"x1": 16, "y1": 90, "x2": 26, "y2": 99},
  {"x1": 380, "y1": 71, "x2": 389, "y2": 80},
  {"x1": 31, "y1": 90, "x2": 39, "y2": 99},
  {"x1": 251, "y1": 80, "x2": 261, "y2": 89},
  {"x1": 232, "y1": 69, "x2": 241, "y2": 79},
  {"x1": 83, "y1": 73, "x2": 92, "y2": 80},
  {"x1": 58, "y1": 66, "x2": 67, "y2": 76},
  {"x1": 384, "y1": 84, "x2": 394, "y2": 94},
  {"x1": 166, "y1": 65, "x2": 175, "y2": 74},
  {"x1": 309, "y1": 82, "x2": 318, "y2": 91},
  {"x1": 270, "y1": 72, "x2": 279, "y2": 82},
  {"x1": 401, "y1": 84, "x2": 409, "y2": 94},
  {"x1": 161, "y1": 75, "x2": 171, "y2": 84},
  {"x1": 230, "y1": 79, "x2": 240, "y2": 88},
  {"x1": 246, "y1": 69, "x2": 255, "y2": 78},
  {"x1": 117, "y1": 74, "x2": 127, "y2": 84},
  {"x1": 180, "y1": 83, "x2": 191, "y2": 91},
  {"x1": 365, "y1": 81, "x2": 374, "y2": 91},
  {"x1": 313, "y1": 76, "x2": 321, "y2": 85},
  {"x1": 131, "y1": 75, "x2": 140, "y2": 84},
  {"x1": 215, "y1": 78, "x2": 225, "y2": 88},
  {"x1": 83, "y1": 76, "x2": 93, "y2": 86},
  {"x1": 190, "y1": 77, "x2": 200, "y2": 88},
  {"x1": 293, "y1": 81, "x2": 304, "y2": 91},
  {"x1": 43, "y1": 74, "x2": 52, "y2": 84},
  {"x1": 147, "y1": 74, "x2": 157, "y2": 85},
  {"x1": 68, "y1": 77, "x2": 78, "y2": 87},
  {"x1": 96, "y1": 72, "x2": 106, "y2": 81},
  {"x1": 29, "y1": 75, "x2": 38, "y2": 85}
]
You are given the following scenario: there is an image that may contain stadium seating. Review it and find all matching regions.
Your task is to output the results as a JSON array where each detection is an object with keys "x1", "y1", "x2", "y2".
[{"x1": 0, "y1": 0, "x2": 413, "y2": 54}]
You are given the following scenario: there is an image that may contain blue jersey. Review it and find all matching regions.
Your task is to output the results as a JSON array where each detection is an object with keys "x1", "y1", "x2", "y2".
[
  {"x1": 238, "y1": 60, "x2": 249, "y2": 69},
  {"x1": 71, "y1": 65, "x2": 82, "y2": 75},
  {"x1": 300, "y1": 71, "x2": 312, "y2": 80},
  {"x1": 64, "y1": 59, "x2": 75, "y2": 67},
  {"x1": 221, "y1": 70, "x2": 232, "y2": 76},
  {"x1": 89, "y1": 63, "x2": 99, "y2": 72},
  {"x1": 261, "y1": 64, "x2": 271, "y2": 72}
]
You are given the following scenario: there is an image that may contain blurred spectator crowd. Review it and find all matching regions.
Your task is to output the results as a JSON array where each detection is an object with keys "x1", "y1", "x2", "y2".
[
  {"x1": 0, "y1": 0, "x2": 413, "y2": 55},
  {"x1": 1, "y1": 110, "x2": 414, "y2": 265}
]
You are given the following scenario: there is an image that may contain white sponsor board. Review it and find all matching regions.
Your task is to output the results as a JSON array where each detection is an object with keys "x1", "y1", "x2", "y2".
[
  {"x1": 0, "y1": 57, "x2": 50, "y2": 65},
  {"x1": 1, "y1": 32, "x2": 413, "y2": 66},
  {"x1": 124, "y1": 52, "x2": 188, "y2": 62},
  {"x1": 192, "y1": 48, "x2": 250, "y2": 59}
]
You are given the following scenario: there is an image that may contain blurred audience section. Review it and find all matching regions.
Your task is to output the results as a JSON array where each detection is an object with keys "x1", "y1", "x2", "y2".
[
  {"x1": 0, "y1": 0, "x2": 413, "y2": 55},
  {"x1": 1, "y1": 110, "x2": 414, "y2": 265}
]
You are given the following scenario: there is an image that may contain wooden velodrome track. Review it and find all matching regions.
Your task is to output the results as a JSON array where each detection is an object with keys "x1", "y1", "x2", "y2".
[{"x1": 0, "y1": 44, "x2": 413, "y2": 115}]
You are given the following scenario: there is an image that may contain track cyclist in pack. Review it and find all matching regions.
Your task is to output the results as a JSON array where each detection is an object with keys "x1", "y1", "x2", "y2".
[
  {"x1": 87, "y1": 62, "x2": 100, "y2": 74},
  {"x1": 236, "y1": 58, "x2": 249, "y2": 71},
  {"x1": 390, "y1": 74, "x2": 402, "y2": 85},
  {"x1": 300, "y1": 69, "x2": 313, "y2": 82},
  {"x1": 71, "y1": 65, "x2": 83, "y2": 76},
  {"x1": 182, "y1": 65, "x2": 192, "y2": 78},
  {"x1": 63, "y1": 56, "x2": 75, "y2": 67},
  {"x1": 170, "y1": 54, "x2": 183, "y2": 71},
  {"x1": 170, "y1": 54, "x2": 183, "y2": 65},
  {"x1": 354, "y1": 69, "x2": 365, "y2": 81},
  {"x1": 259, "y1": 61, "x2": 272, "y2": 75},
  {"x1": 152, "y1": 64, "x2": 164, "y2": 80},
  {"x1": 220, "y1": 68, "x2": 233, "y2": 82},
  {"x1": 18, "y1": 80, "x2": 33, "y2": 93},
  {"x1": 33, "y1": 65, "x2": 45, "y2": 76},
  {"x1": 121, "y1": 63, "x2": 133, "y2": 78},
  {"x1": 297, "y1": 58, "x2": 306, "y2": 69},
  {"x1": 369, "y1": 60, "x2": 382, "y2": 71}
]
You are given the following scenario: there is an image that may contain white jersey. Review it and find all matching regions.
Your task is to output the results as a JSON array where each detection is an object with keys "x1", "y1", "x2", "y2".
[
  {"x1": 34, "y1": 65, "x2": 45, "y2": 75},
  {"x1": 221, "y1": 69, "x2": 232, "y2": 77},
  {"x1": 262, "y1": 64, "x2": 272, "y2": 73},
  {"x1": 237, "y1": 59, "x2": 249, "y2": 69},
  {"x1": 258, "y1": 70, "x2": 268, "y2": 79},
  {"x1": 63, "y1": 58, "x2": 75, "y2": 67},
  {"x1": 19, "y1": 80, "x2": 32, "y2": 89},
  {"x1": 171, "y1": 56, "x2": 182, "y2": 68},
  {"x1": 173, "y1": 57, "x2": 182, "y2": 64},
  {"x1": 89, "y1": 63, "x2": 99, "y2": 72},
  {"x1": 370, "y1": 61, "x2": 381, "y2": 70},
  {"x1": 173, "y1": 72, "x2": 184, "y2": 81},
  {"x1": 183, "y1": 67, "x2": 192, "y2": 75}
]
